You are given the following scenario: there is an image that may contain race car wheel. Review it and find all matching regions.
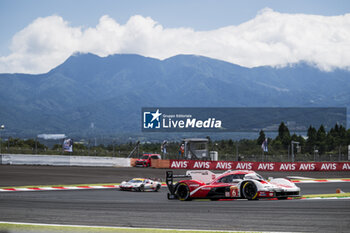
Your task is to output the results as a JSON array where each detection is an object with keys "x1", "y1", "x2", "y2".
[
  {"x1": 155, "y1": 184, "x2": 161, "y2": 192},
  {"x1": 242, "y1": 181, "x2": 258, "y2": 200},
  {"x1": 139, "y1": 185, "x2": 145, "y2": 192},
  {"x1": 175, "y1": 183, "x2": 191, "y2": 201},
  {"x1": 277, "y1": 197, "x2": 288, "y2": 200}
]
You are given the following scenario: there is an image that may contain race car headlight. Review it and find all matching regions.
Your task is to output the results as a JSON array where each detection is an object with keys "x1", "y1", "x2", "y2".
[{"x1": 258, "y1": 191, "x2": 274, "y2": 197}]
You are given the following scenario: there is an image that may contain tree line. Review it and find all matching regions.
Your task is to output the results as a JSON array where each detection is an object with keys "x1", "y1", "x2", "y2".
[
  {"x1": 256, "y1": 122, "x2": 349, "y2": 155},
  {"x1": 1, "y1": 122, "x2": 349, "y2": 158}
]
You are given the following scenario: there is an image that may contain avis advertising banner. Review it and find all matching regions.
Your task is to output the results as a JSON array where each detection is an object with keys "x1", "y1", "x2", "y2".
[{"x1": 169, "y1": 160, "x2": 350, "y2": 171}]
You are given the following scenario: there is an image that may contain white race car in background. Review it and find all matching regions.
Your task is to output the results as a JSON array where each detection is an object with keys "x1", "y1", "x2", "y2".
[{"x1": 119, "y1": 178, "x2": 161, "y2": 192}]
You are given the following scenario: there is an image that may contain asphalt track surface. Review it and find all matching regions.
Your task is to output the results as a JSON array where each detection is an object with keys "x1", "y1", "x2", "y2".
[
  {"x1": 0, "y1": 165, "x2": 350, "y2": 232},
  {"x1": 1, "y1": 165, "x2": 350, "y2": 187}
]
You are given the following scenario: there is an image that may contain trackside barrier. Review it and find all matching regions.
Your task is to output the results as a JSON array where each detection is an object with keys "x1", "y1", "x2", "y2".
[
  {"x1": 130, "y1": 158, "x2": 137, "y2": 167},
  {"x1": 0, "y1": 154, "x2": 131, "y2": 167},
  {"x1": 151, "y1": 159, "x2": 170, "y2": 168},
  {"x1": 168, "y1": 160, "x2": 350, "y2": 171}
]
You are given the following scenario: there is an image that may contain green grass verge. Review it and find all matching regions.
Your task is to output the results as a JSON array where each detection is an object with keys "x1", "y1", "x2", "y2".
[
  {"x1": 302, "y1": 192, "x2": 350, "y2": 198},
  {"x1": 0, "y1": 223, "x2": 256, "y2": 233}
]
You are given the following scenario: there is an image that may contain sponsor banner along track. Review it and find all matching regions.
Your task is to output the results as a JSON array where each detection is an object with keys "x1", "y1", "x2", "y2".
[{"x1": 169, "y1": 160, "x2": 350, "y2": 171}]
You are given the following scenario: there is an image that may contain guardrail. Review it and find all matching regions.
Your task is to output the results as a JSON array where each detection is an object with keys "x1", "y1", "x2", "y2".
[
  {"x1": 0, "y1": 154, "x2": 131, "y2": 167},
  {"x1": 3, "y1": 155, "x2": 349, "y2": 171}
]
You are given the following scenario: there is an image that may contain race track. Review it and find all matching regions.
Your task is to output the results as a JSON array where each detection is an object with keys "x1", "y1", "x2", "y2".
[
  {"x1": 1, "y1": 165, "x2": 350, "y2": 186},
  {"x1": 0, "y1": 165, "x2": 350, "y2": 232}
]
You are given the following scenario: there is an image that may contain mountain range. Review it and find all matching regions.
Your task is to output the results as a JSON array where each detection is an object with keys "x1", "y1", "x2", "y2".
[{"x1": 0, "y1": 53, "x2": 349, "y2": 138}]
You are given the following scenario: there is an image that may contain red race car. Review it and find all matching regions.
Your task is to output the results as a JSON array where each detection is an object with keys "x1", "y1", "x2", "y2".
[
  {"x1": 135, "y1": 154, "x2": 161, "y2": 167},
  {"x1": 166, "y1": 170, "x2": 300, "y2": 201}
]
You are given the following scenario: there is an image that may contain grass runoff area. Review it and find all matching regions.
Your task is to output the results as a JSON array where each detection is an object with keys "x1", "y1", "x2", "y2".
[
  {"x1": 302, "y1": 193, "x2": 350, "y2": 198},
  {"x1": 0, "y1": 222, "x2": 258, "y2": 233}
]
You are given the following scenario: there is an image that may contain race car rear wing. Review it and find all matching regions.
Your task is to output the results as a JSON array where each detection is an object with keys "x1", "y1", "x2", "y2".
[
  {"x1": 166, "y1": 171, "x2": 191, "y2": 199},
  {"x1": 186, "y1": 170, "x2": 218, "y2": 184}
]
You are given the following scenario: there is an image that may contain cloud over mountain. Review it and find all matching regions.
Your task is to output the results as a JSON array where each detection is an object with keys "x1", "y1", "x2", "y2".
[{"x1": 1, "y1": 8, "x2": 350, "y2": 74}]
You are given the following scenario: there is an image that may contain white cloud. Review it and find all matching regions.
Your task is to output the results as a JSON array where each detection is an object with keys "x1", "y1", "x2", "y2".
[{"x1": 1, "y1": 8, "x2": 350, "y2": 74}]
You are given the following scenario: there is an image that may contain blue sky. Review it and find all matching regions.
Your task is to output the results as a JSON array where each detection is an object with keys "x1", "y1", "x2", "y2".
[{"x1": 0, "y1": 0, "x2": 349, "y2": 73}]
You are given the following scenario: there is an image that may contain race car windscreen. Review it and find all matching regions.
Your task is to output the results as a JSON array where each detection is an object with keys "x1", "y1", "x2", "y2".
[
  {"x1": 244, "y1": 174, "x2": 264, "y2": 180},
  {"x1": 129, "y1": 180, "x2": 143, "y2": 183},
  {"x1": 140, "y1": 155, "x2": 149, "y2": 159},
  {"x1": 217, "y1": 174, "x2": 245, "y2": 183}
]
